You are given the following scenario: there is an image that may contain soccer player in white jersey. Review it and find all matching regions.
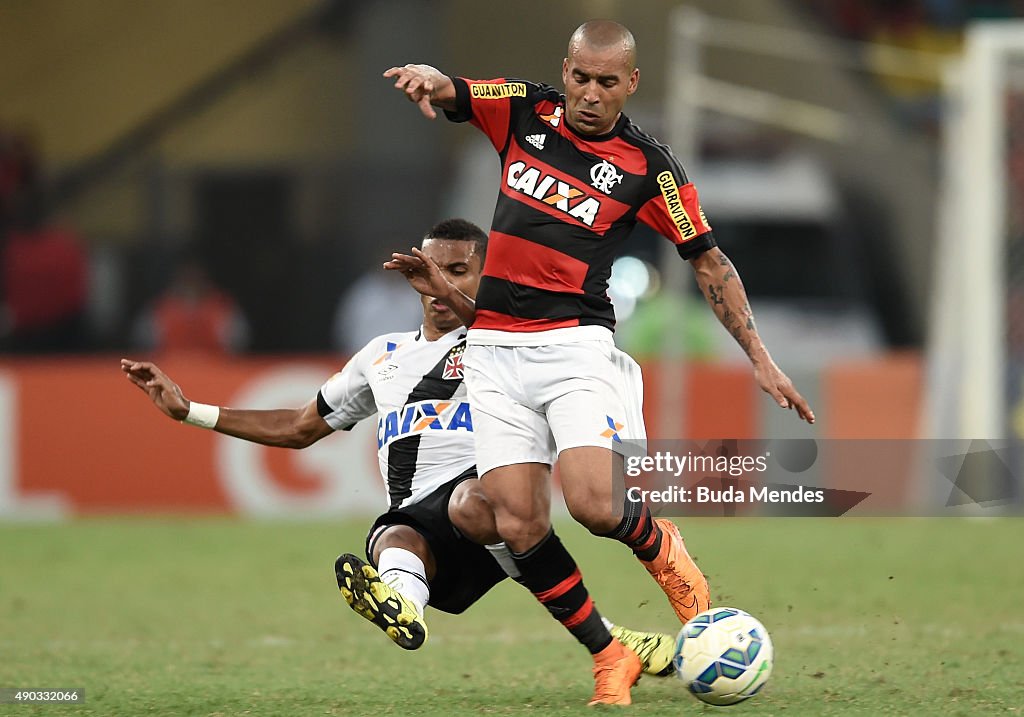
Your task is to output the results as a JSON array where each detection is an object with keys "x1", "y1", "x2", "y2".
[{"x1": 121, "y1": 218, "x2": 677, "y2": 677}]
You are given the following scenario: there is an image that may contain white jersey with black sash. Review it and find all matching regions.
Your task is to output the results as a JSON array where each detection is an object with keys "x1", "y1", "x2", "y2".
[{"x1": 317, "y1": 326, "x2": 474, "y2": 510}]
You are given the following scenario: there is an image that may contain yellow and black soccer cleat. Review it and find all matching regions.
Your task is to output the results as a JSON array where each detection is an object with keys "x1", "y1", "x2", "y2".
[
  {"x1": 610, "y1": 624, "x2": 677, "y2": 677},
  {"x1": 335, "y1": 553, "x2": 428, "y2": 650}
]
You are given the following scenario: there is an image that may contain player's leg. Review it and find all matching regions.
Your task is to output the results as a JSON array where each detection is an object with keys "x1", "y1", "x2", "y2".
[
  {"x1": 414, "y1": 476, "x2": 510, "y2": 615},
  {"x1": 450, "y1": 463, "x2": 677, "y2": 677},
  {"x1": 447, "y1": 478, "x2": 525, "y2": 581},
  {"x1": 481, "y1": 462, "x2": 641, "y2": 705},
  {"x1": 466, "y1": 344, "x2": 641, "y2": 705},
  {"x1": 468, "y1": 456, "x2": 678, "y2": 677},
  {"x1": 546, "y1": 342, "x2": 710, "y2": 626},
  {"x1": 370, "y1": 525, "x2": 434, "y2": 615},
  {"x1": 446, "y1": 478, "x2": 500, "y2": 545},
  {"x1": 557, "y1": 445, "x2": 709, "y2": 624},
  {"x1": 455, "y1": 455, "x2": 676, "y2": 677},
  {"x1": 335, "y1": 523, "x2": 432, "y2": 650},
  {"x1": 342, "y1": 473, "x2": 510, "y2": 643}
]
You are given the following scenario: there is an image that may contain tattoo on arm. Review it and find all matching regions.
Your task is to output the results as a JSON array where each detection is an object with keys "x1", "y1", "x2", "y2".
[
  {"x1": 705, "y1": 273, "x2": 754, "y2": 354},
  {"x1": 742, "y1": 303, "x2": 756, "y2": 331},
  {"x1": 718, "y1": 253, "x2": 736, "y2": 282},
  {"x1": 693, "y1": 249, "x2": 763, "y2": 359},
  {"x1": 727, "y1": 319, "x2": 752, "y2": 354}
]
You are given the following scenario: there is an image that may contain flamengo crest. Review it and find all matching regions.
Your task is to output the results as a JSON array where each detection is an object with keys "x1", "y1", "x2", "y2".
[{"x1": 590, "y1": 160, "x2": 623, "y2": 194}]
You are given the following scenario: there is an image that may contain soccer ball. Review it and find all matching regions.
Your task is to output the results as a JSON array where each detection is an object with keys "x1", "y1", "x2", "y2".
[{"x1": 673, "y1": 607, "x2": 774, "y2": 706}]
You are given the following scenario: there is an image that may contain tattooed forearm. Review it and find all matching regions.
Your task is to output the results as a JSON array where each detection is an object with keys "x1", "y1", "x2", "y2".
[
  {"x1": 741, "y1": 303, "x2": 755, "y2": 331},
  {"x1": 718, "y1": 253, "x2": 736, "y2": 282},
  {"x1": 722, "y1": 302, "x2": 752, "y2": 354},
  {"x1": 706, "y1": 285, "x2": 753, "y2": 355},
  {"x1": 691, "y1": 247, "x2": 765, "y2": 362},
  {"x1": 729, "y1": 325, "x2": 751, "y2": 354}
]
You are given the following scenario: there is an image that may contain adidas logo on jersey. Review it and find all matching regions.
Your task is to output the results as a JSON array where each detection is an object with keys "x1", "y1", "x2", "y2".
[{"x1": 525, "y1": 134, "x2": 546, "y2": 150}]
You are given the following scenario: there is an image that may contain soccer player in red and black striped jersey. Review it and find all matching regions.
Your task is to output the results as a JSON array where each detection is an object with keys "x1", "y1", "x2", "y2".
[{"x1": 385, "y1": 19, "x2": 814, "y2": 706}]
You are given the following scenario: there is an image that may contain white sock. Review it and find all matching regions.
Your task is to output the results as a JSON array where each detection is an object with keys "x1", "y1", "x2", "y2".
[
  {"x1": 485, "y1": 542, "x2": 522, "y2": 579},
  {"x1": 377, "y1": 547, "x2": 430, "y2": 616}
]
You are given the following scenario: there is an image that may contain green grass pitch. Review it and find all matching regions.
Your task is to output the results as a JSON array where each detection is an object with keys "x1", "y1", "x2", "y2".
[{"x1": 2, "y1": 518, "x2": 1022, "y2": 715}]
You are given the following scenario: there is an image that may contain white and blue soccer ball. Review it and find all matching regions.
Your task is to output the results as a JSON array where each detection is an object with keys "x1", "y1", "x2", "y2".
[{"x1": 673, "y1": 607, "x2": 774, "y2": 706}]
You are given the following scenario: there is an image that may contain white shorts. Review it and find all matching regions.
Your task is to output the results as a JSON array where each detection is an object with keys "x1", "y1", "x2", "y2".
[{"x1": 464, "y1": 339, "x2": 647, "y2": 477}]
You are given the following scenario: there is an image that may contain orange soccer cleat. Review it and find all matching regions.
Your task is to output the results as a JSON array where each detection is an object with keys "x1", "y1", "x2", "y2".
[
  {"x1": 588, "y1": 638, "x2": 642, "y2": 707},
  {"x1": 640, "y1": 519, "x2": 711, "y2": 624}
]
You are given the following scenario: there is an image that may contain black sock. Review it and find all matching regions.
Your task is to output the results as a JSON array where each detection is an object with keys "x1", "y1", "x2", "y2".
[
  {"x1": 600, "y1": 501, "x2": 663, "y2": 561},
  {"x1": 512, "y1": 529, "x2": 612, "y2": 654}
]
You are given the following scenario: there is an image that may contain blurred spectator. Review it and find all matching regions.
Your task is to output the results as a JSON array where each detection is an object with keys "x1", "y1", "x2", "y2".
[
  {"x1": 0, "y1": 129, "x2": 89, "y2": 353},
  {"x1": 332, "y1": 267, "x2": 423, "y2": 354},
  {"x1": 132, "y1": 255, "x2": 249, "y2": 355}
]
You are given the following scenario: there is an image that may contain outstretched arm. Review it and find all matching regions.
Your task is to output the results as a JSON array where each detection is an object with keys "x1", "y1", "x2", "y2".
[
  {"x1": 382, "y1": 64, "x2": 457, "y2": 119},
  {"x1": 120, "y1": 359, "x2": 334, "y2": 448},
  {"x1": 384, "y1": 247, "x2": 477, "y2": 328},
  {"x1": 688, "y1": 248, "x2": 815, "y2": 424}
]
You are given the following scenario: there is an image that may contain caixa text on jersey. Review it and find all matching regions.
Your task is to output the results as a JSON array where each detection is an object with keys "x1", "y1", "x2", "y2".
[{"x1": 377, "y1": 400, "x2": 474, "y2": 448}]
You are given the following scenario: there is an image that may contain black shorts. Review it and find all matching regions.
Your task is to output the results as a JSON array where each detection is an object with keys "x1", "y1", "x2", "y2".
[{"x1": 365, "y1": 468, "x2": 507, "y2": 614}]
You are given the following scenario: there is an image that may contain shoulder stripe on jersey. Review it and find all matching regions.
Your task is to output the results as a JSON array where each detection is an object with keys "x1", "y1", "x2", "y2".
[{"x1": 625, "y1": 123, "x2": 689, "y2": 183}]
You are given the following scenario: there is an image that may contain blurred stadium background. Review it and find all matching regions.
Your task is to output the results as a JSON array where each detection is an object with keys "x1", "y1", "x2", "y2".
[
  {"x1": 2, "y1": 0, "x2": 1023, "y2": 516},
  {"x1": 2, "y1": 1, "x2": 1023, "y2": 714}
]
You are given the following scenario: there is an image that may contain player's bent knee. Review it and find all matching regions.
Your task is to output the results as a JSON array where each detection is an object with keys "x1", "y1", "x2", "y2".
[
  {"x1": 566, "y1": 500, "x2": 620, "y2": 535},
  {"x1": 448, "y1": 481, "x2": 500, "y2": 545},
  {"x1": 493, "y1": 512, "x2": 552, "y2": 552},
  {"x1": 370, "y1": 524, "x2": 435, "y2": 576}
]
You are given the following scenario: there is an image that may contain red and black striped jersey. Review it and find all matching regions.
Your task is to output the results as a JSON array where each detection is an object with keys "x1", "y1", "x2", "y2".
[{"x1": 445, "y1": 76, "x2": 716, "y2": 343}]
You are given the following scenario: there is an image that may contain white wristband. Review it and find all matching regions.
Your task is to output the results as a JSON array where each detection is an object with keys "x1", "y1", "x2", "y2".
[{"x1": 184, "y1": 402, "x2": 220, "y2": 429}]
